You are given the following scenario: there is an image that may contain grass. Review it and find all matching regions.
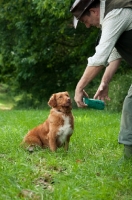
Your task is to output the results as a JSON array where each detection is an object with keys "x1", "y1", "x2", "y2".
[{"x1": 0, "y1": 108, "x2": 132, "y2": 200}]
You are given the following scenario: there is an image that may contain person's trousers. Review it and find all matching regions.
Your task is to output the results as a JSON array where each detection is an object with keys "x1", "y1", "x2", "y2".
[{"x1": 118, "y1": 85, "x2": 132, "y2": 145}]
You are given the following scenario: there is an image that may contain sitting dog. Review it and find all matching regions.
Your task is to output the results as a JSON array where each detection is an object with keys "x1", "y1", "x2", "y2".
[{"x1": 21, "y1": 91, "x2": 74, "y2": 152}]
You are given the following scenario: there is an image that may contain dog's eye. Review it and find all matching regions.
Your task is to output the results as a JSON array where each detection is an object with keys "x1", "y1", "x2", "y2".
[{"x1": 59, "y1": 95, "x2": 62, "y2": 98}]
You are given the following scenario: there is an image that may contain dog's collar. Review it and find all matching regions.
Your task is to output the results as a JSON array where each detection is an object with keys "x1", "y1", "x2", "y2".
[{"x1": 53, "y1": 108, "x2": 71, "y2": 114}]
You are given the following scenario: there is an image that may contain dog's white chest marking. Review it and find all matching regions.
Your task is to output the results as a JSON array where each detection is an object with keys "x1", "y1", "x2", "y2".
[{"x1": 58, "y1": 115, "x2": 73, "y2": 144}]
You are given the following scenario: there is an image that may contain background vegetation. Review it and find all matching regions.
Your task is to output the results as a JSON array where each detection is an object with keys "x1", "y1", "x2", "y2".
[{"x1": 0, "y1": 0, "x2": 131, "y2": 111}]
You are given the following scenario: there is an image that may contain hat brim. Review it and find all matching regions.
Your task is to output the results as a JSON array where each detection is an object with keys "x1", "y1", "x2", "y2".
[
  {"x1": 73, "y1": 16, "x2": 79, "y2": 29},
  {"x1": 70, "y1": 0, "x2": 95, "y2": 29}
]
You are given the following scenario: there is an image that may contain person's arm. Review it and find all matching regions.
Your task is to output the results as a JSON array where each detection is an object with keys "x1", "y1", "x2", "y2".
[
  {"x1": 88, "y1": 9, "x2": 129, "y2": 67},
  {"x1": 74, "y1": 65, "x2": 104, "y2": 107},
  {"x1": 74, "y1": 59, "x2": 121, "y2": 107},
  {"x1": 94, "y1": 58, "x2": 121, "y2": 101}
]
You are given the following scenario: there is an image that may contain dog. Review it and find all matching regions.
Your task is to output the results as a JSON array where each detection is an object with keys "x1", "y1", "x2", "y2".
[{"x1": 21, "y1": 91, "x2": 74, "y2": 152}]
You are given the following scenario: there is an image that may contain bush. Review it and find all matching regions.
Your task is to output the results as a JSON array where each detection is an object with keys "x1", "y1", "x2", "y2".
[
  {"x1": 106, "y1": 72, "x2": 132, "y2": 112},
  {"x1": 14, "y1": 92, "x2": 49, "y2": 110}
]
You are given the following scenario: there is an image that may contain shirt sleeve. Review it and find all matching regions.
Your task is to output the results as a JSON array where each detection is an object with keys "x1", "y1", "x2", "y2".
[
  {"x1": 108, "y1": 48, "x2": 122, "y2": 64},
  {"x1": 87, "y1": 8, "x2": 132, "y2": 67}
]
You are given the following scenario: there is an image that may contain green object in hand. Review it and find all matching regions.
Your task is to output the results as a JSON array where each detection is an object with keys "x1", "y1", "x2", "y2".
[{"x1": 83, "y1": 97, "x2": 105, "y2": 110}]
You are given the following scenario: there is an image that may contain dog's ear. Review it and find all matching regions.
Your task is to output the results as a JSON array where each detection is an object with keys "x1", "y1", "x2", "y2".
[
  {"x1": 65, "y1": 91, "x2": 69, "y2": 96},
  {"x1": 48, "y1": 94, "x2": 57, "y2": 107}
]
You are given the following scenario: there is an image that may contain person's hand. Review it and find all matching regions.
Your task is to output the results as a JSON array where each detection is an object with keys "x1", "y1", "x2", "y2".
[
  {"x1": 94, "y1": 82, "x2": 110, "y2": 101},
  {"x1": 74, "y1": 89, "x2": 88, "y2": 107}
]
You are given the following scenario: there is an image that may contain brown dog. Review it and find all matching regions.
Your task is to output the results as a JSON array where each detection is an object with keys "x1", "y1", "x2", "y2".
[{"x1": 21, "y1": 91, "x2": 74, "y2": 152}]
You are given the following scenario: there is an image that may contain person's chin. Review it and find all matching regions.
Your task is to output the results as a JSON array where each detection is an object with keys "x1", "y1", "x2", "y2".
[{"x1": 96, "y1": 24, "x2": 101, "y2": 28}]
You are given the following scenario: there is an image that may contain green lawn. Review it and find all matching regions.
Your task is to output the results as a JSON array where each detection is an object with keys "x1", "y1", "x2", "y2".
[{"x1": 0, "y1": 109, "x2": 132, "y2": 200}]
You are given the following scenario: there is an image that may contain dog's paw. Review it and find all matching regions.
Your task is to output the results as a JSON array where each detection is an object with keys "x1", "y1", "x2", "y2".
[{"x1": 27, "y1": 146, "x2": 34, "y2": 153}]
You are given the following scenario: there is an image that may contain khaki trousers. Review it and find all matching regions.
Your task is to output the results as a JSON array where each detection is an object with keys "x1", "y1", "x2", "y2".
[{"x1": 118, "y1": 85, "x2": 132, "y2": 145}]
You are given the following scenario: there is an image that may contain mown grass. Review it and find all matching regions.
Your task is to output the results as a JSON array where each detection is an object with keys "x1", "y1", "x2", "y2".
[{"x1": 0, "y1": 109, "x2": 132, "y2": 200}]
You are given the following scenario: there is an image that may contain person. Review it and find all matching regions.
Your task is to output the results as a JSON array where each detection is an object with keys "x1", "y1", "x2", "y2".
[{"x1": 70, "y1": 0, "x2": 132, "y2": 159}]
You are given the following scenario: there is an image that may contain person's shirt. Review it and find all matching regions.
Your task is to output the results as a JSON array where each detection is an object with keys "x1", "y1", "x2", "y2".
[{"x1": 87, "y1": 1, "x2": 132, "y2": 67}]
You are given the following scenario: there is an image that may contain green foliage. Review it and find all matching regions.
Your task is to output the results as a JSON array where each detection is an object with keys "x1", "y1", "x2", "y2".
[
  {"x1": 106, "y1": 70, "x2": 132, "y2": 112},
  {"x1": 1, "y1": 109, "x2": 132, "y2": 199},
  {"x1": 0, "y1": 0, "x2": 98, "y2": 103}
]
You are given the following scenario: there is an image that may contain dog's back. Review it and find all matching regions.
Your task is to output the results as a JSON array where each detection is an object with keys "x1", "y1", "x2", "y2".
[{"x1": 22, "y1": 119, "x2": 50, "y2": 148}]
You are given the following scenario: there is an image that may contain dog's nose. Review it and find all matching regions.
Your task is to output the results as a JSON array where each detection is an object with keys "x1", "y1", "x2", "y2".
[{"x1": 67, "y1": 98, "x2": 71, "y2": 102}]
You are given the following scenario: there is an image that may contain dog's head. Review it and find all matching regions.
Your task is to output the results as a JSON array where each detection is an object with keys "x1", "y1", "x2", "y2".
[{"x1": 48, "y1": 91, "x2": 72, "y2": 110}]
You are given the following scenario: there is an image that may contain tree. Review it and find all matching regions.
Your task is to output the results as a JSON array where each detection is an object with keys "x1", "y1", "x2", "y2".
[
  {"x1": 0, "y1": 0, "x2": 130, "y2": 109},
  {"x1": 0, "y1": 0, "x2": 99, "y2": 103}
]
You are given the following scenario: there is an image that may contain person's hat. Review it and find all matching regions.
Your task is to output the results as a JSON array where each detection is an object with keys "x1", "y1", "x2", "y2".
[{"x1": 70, "y1": 0, "x2": 95, "y2": 28}]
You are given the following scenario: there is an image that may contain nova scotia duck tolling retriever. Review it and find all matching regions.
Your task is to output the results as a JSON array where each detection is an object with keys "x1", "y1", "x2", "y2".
[{"x1": 21, "y1": 91, "x2": 74, "y2": 152}]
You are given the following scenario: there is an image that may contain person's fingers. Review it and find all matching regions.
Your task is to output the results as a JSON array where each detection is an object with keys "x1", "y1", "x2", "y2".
[
  {"x1": 100, "y1": 97, "x2": 105, "y2": 101},
  {"x1": 105, "y1": 96, "x2": 110, "y2": 101},
  {"x1": 97, "y1": 96, "x2": 104, "y2": 101},
  {"x1": 94, "y1": 91, "x2": 100, "y2": 99},
  {"x1": 76, "y1": 101, "x2": 87, "y2": 108},
  {"x1": 97, "y1": 95, "x2": 110, "y2": 101}
]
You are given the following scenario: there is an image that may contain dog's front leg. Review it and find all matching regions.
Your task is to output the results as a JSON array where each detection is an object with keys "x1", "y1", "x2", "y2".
[
  {"x1": 49, "y1": 135, "x2": 57, "y2": 152},
  {"x1": 64, "y1": 135, "x2": 71, "y2": 151}
]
